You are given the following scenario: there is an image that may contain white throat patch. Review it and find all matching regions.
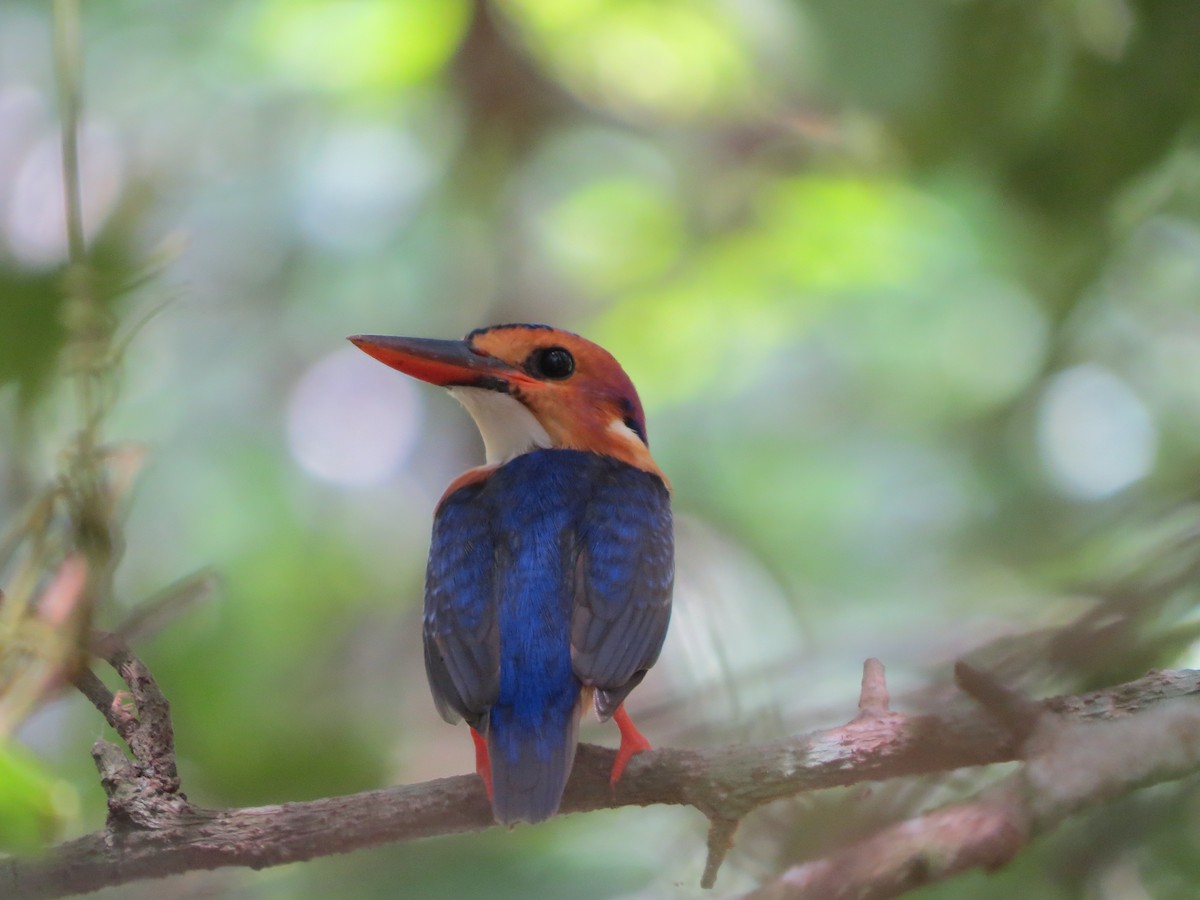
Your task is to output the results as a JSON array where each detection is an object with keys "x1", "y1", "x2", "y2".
[{"x1": 448, "y1": 387, "x2": 552, "y2": 465}]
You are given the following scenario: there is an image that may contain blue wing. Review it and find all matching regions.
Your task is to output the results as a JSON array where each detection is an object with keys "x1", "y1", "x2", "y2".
[
  {"x1": 570, "y1": 463, "x2": 674, "y2": 720},
  {"x1": 424, "y1": 479, "x2": 500, "y2": 729}
]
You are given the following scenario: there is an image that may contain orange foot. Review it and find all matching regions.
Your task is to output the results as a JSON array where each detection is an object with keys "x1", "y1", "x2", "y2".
[
  {"x1": 470, "y1": 727, "x2": 493, "y2": 800},
  {"x1": 610, "y1": 704, "x2": 652, "y2": 787}
]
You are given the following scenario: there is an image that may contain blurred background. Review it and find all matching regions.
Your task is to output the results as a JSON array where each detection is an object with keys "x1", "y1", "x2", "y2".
[{"x1": 3, "y1": 0, "x2": 1200, "y2": 896}]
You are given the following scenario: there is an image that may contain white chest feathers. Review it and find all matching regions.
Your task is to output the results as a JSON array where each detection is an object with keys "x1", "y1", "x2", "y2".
[{"x1": 448, "y1": 387, "x2": 552, "y2": 465}]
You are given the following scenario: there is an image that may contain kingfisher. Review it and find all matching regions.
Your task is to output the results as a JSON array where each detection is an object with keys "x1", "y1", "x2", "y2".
[{"x1": 350, "y1": 324, "x2": 673, "y2": 825}]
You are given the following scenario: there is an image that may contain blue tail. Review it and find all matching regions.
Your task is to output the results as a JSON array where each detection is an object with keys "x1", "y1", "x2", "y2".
[{"x1": 487, "y1": 685, "x2": 580, "y2": 825}]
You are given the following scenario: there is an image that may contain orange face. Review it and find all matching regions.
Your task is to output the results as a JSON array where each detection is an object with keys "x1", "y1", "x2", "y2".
[
  {"x1": 466, "y1": 325, "x2": 648, "y2": 443},
  {"x1": 350, "y1": 325, "x2": 659, "y2": 476}
]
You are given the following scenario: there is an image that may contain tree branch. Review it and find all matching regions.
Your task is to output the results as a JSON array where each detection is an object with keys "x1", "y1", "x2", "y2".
[
  {"x1": 5, "y1": 653, "x2": 1200, "y2": 898},
  {"x1": 745, "y1": 673, "x2": 1200, "y2": 900}
]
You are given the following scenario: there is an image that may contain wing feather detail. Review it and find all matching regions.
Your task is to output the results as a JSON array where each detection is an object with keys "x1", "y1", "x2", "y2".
[
  {"x1": 570, "y1": 465, "x2": 673, "y2": 720},
  {"x1": 424, "y1": 481, "x2": 501, "y2": 729}
]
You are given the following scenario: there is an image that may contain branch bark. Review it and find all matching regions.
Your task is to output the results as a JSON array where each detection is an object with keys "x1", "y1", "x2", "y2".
[
  {"x1": 746, "y1": 683, "x2": 1200, "y2": 899},
  {"x1": 4, "y1": 657, "x2": 1199, "y2": 899}
]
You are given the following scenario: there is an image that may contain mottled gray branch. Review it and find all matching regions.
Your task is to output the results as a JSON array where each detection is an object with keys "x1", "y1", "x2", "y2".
[
  {"x1": 4, "y1": 663, "x2": 1199, "y2": 899},
  {"x1": 745, "y1": 676, "x2": 1200, "y2": 900}
]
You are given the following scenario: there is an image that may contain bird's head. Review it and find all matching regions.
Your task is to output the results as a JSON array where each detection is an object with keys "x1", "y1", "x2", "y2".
[{"x1": 350, "y1": 324, "x2": 659, "y2": 475}]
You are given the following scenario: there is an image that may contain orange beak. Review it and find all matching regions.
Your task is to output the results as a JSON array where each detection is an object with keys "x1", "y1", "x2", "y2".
[{"x1": 348, "y1": 334, "x2": 524, "y2": 391}]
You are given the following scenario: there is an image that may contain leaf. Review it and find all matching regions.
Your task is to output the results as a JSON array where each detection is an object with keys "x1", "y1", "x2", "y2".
[{"x1": 0, "y1": 743, "x2": 77, "y2": 853}]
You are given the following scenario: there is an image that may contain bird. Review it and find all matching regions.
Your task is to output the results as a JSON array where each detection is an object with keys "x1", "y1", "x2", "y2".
[{"x1": 349, "y1": 324, "x2": 674, "y2": 825}]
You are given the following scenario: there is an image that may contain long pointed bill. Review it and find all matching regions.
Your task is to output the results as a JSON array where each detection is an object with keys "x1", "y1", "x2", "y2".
[{"x1": 348, "y1": 334, "x2": 521, "y2": 390}]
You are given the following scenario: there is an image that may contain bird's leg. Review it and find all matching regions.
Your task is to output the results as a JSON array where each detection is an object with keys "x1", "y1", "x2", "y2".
[
  {"x1": 609, "y1": 704, "x2": 652, "y2": 786},
  {"x1": 470, "y1": 727, "x2": 493, "y2": 800}
]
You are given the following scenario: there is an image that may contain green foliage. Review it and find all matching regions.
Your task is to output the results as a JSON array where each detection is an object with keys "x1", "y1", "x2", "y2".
[
  {"x1": 2, "y1": 0, "x2": 1200, "y2": 895},
  {"x1": 0, "y1": 744, "x2": 75, "y2": 853},
  {"x1": 501, "y1": 0, "x2": 766, "y2": 119},
  {"x1": 254, "y1": 0, "x2": 471, "y2": 94}
]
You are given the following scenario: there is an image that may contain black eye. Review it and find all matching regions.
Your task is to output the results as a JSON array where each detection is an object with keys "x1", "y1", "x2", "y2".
[{"x1": 527, "y1": 346, "x2": 575, "y2": 380}]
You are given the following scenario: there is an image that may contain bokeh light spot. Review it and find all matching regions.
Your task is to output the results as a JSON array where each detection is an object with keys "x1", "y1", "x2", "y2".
[
  {"x1": 4, "y1": 124, "x2": 123, "y2": 269},
  {"x1": 0, "y1": 85, "x2": 45, "y2": 198},
  {"x1": 296, "y1": 125, "x2": 433, "y2": 253},
  {"x1": 537, "y1": 176, "x2": 684, "y2": 291},
  {"x1": 1037, "y1": 365, "x2": 1156, "y2": 500},
  {"x1": 287, "y1": 347, "x2": 423, "y2": 487},
  {"x1": 931, "y1": 283, "x2": 1047, "y2": 407}
]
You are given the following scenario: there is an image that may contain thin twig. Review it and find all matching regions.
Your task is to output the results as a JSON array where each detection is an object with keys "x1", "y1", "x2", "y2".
[
  {"x1": 93, "y1": 633, "x2": 178, "y2": 790},
  {"x1": 52, "y1": 0, "x2": 86, "y2": 266},
  {"x1": 115, "y1": 569, "x2": 221, "y2": 644},
  {"x1": 74, "y1": 632, "x2": 180, "y2": 803},
  {"x1": 52, "y1": 0, "x2": 121, "y2": 641},
  {"x1": 71, "y1": 667, "x2": 134, "y2": 739}
]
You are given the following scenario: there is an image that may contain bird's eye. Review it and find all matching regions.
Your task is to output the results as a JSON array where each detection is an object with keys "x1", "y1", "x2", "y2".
[{"x1": 527, "y1": 346, "x2": 575, "y2": 380}]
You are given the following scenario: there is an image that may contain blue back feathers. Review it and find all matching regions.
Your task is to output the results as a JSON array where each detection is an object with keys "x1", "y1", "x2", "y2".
[{"x1": 424, "y1": 449, "x2": 673, "y2": 824}]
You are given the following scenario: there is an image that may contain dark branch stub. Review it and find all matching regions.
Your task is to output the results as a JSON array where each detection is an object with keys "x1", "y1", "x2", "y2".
[
  {"x1": 70, "y1": 666, "x2": 135, "y2": 741},
  {"x1": 954, "y1": 662, "x2": 1043, "y2": 750},
  {"x1": 856, "y1": 657, "x2": 892, "y2": 720},
  {"x1": 701, "y1": 817, "x2": 740, "y2": 889},
  {"x1": 72, "y1": 632, "x2": 187, "y2": 827}
]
